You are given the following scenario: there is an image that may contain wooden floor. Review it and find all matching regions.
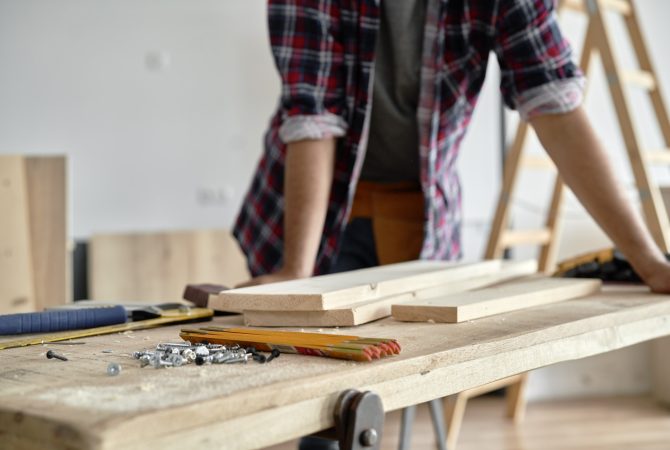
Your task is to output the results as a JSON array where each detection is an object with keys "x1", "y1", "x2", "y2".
[{"x1": 266, "y1": 396, "x2": 670, "y2": 450}]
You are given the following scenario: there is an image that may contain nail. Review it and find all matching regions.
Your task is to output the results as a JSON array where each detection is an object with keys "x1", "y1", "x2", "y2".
[{"x1": 46, "y1": 350, "x2": 68, "y2": 361}]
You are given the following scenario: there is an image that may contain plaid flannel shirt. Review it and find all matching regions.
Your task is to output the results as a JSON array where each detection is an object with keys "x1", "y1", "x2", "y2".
[{"x1": 234, "y1": 0, "x2": 584, "y2": 276}]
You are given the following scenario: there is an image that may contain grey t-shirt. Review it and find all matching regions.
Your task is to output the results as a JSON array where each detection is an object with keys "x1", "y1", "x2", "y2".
[{"x1": 361, "y1": 0, "x2": 427, "y2": 183}]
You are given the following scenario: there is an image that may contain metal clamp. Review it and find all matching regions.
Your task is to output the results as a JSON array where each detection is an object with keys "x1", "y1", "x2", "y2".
[{"x1": 334, "y1": 390, "x2": 384, "y2": 450}]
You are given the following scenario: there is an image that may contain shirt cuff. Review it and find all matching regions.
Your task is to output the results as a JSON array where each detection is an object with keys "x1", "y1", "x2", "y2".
[
  {"x1": 278, "y1": 113, "x2": 348, "y2": 143},
  {"x1": 516, "y1": 77, "x2": 586, "y2": 121}
]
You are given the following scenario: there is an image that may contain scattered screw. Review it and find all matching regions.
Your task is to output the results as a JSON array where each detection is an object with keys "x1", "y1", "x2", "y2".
[
  {"x1": 139, "y1": 355, "x2": 152, "y2": 367},
  {"x1": 167, "y1": 354, "x2": 185, "y2": 367},
  {"x1": 107, "y1": 363, "x2": 122, "y2": 376},
  {"x1": 46, "y1": 350, "x2": 68, "y2": 361},
  {"x1": 182, "y1": 349, "x2": 196, "y2": 362},
  {"x1": 150, "y1": 354, "x2": 174, "y2": 369},
  {"x1": 194, "y1": 346, "x2": 210, "y2": 357}
]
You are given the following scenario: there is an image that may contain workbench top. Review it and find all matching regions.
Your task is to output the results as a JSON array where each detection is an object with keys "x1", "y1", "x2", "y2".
[{"x1": 2, "y1": 286, "x2": 670, "y2": 450}]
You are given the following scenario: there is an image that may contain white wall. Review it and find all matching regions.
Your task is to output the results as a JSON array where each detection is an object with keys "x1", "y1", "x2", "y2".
[
  {"x1": 0, "y1": 0, "x2": 277, "y2": 236},
  {"x1": 1, "y1": 0, "x2": 669, "y2": 399}
]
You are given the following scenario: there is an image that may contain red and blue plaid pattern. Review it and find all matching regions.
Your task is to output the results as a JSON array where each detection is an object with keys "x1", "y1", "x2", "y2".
[{"x1": 235, "y1": 0, "x2": 583, "y2": 276}]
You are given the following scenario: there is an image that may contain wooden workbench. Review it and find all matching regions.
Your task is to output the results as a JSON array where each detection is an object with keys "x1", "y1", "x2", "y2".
[{"x1": 1, "y1": 286, "x2": 670, "y2": 450}]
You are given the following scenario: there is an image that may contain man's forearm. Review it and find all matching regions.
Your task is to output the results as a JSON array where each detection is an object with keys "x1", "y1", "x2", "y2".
[
  {"x1": 282, "y1": 138, "x2": 336, "y2": 278},
  {"x1": 530, "y1": 107, "x2": 668, "y2": 280}
]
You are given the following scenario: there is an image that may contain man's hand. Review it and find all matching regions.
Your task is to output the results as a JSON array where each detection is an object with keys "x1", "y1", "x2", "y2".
[{"x1": 531, "y1": 107, "x2": 670, "y2": 293}]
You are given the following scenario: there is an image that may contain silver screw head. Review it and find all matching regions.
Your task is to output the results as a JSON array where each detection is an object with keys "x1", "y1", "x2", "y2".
[
  {"x1": 167, "y1": 354, "x2": 185, "y2": 367},
  {"x1": 139, "y1": 354, "x2": 152, "y2": 367},
  {"x1": 194, "y1": 346, "x2": 209, "y2": 356},
  {"x1": 107, "y1": 363, "x2": 122, "y2": 376},
  {"x1": 182, "y1": 349, "x2": 196, "y2": 362}
]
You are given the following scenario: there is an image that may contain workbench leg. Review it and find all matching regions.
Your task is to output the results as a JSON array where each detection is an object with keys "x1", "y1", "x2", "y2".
[
  {"x1": 398, "y1": 405, "x2": 416, "y2": 450},
  {"x1": 506, "y1": 372, "x2": 530, "y2": 423},
  {"x1": 428, "y1": 399, "x2": 448, "y2": 450},
  {"x1": 444, "y1": 393, "x2": 468, "y2": 450}
]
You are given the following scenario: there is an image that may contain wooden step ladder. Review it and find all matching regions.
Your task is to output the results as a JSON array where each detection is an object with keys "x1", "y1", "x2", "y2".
[{"x1": 444, "y1": 0, "x2": 670, "y2": 448}]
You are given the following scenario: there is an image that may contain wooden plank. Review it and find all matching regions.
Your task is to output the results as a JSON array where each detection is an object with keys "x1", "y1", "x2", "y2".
[
  {"x1": 561, "y1": 0, "x2": 631, "y2": 15},
  {"x1": 1, "y1": 287, "x2": 670, "y2": 449},
  {"x1": 24, "y1": 156, "x2": 68, "y2": 310},
  {"x1": 484, "y1": 122, "x2": 530, "y2": 260},
  {"x1": 89, "y1": 229, "x2": 249, "y2": 302},
  {"x1": 622, "y1": 69, "x2": 656, "y2": 90},
  {"x1": 0, "y1": 156, "x2": 36, "y2": 313},
  {"x1": 392, "y1": 277, "x2": 601, "y2": 323},
  {"x1": 500, "y1": 228, "x2": 552, "y2": 247},
  {"x1": 520, "y1": 154, "x2": 555, "y2": 170},
  {"x1": 213, "y1": 260, "x2": 503, "y2": 312},
  {"x1": 242, "y1": 260, "x2": 538, "y2": 327}
]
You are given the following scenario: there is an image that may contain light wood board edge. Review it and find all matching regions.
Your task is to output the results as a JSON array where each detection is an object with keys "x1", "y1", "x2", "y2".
[
  {"x1": 0, "y1": 156, "x2": 36, "y2": 313},
  {"x1": 213, "y1": 260, "x2": 503, "y2": 312},
  {"x1": 25, "y1": 156, "x2": 68, "y2": 309},
  {"x1": 242, "y1": 260, "x2": 538, "y2": 327},
  {"x1": 392, "y1": 277, "x2": 602, "y2": 323}
]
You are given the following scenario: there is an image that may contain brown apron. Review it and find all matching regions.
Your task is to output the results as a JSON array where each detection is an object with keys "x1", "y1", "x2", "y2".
[{"x1": 349, "y1": 181, "x2": 425, "y2": 265}]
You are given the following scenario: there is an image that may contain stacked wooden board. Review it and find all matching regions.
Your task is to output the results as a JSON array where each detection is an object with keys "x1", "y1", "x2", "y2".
[
  {"x1": 89, "y1": 229, "x2": 249, "y2": 302},
  {"x1": 207, "y1": 259, "x2": 602, "y2": 327},
  {"x1": 0, "y1": 155, "x2": 68, "y2": 314}
]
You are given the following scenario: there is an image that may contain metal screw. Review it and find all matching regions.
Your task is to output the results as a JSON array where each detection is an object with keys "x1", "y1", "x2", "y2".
[
  {"x1": 223, "y1": 354, "x2": 250, "y2": 364},
  {"x1": 107, "y1": 363, "x2": 122, "y2": 376},
  {"x1": 167, "y1": 354, "x2": 185, "y2": 367},
  {"x1": 194, "y1": 346, "x2": 209, "y2": 357},
  {"x1": 150, "y1": 354, "x2": 173, "y2": 369},
  {"x1": 195, "y1": 355, "x2": 214, "y2": 366},
  {"x1": 182, "y1": 349, "x2": 196, "y2": 362},
  {"x1": 360, "y1": 429, "x2": 378, "y2": 447},
  {"x1": 156, "y1": 342, "x2": 192, "y2": 351},
  {"x1": 46, "y1": 350, "x2": 68, "y2": 361},
  {"x1": 133, "y1": 350, "x2": 153, "y2": 359},
  {"x1": 139, "y1": 354, "x2": 152, "y2": 367}
]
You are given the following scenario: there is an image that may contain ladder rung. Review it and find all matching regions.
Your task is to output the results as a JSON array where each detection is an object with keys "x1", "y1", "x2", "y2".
[
  {"x1": 521, "y1": 154, "x2": 556, "y2": 170},
  {"x1": 622, "y1": 70, "x2": 657, "y2": 90},
  {"x1": 644, "y1": 150, "x2": 670, "y2": 164},
  {"x1": 501, "y1": 229, "x2": 552, "y2": 247},
  {"x1": 561, "y1": 0, "x2": 632, "y2": 15}
]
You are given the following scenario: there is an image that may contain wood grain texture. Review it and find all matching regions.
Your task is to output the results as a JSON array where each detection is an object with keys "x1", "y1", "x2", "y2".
[
  {"x1": 242, "y1": 260, "x2": 538, "y2": 327},
  {"x1": 213, "y1": 260, "x2": 503, "y2": 312},
  {"x1": 1, "y1": 286, "x2": 669, "y2": 449},
  {"x1": 25, "y1": 156, "x2": 68, "y2": 309},
  {"x1": 89, "y1": 229, "x2": 249, "y2": 302},
  {"x1": 0, "y1": 156, "x2": 35, "y2": 313},
  {"x1": 392, "y1": 277, "x2": 601, "y2": 323}
]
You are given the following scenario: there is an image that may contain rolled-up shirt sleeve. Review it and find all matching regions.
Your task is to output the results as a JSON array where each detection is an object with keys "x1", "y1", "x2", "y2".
[
  {"x1": 279, "y1": 112, "x2": 348, "y2": 143},
  {"x1": 494, "y1": 0, "x2": 585, "y2": 121},
  {"x1": 268, "y1": 0, "x2": 349, "y2": 143}
]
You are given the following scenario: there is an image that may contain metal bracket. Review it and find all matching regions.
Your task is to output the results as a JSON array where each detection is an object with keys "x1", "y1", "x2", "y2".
[{"x1": 334, "y1": 390, "x2": 384, "y2": 450}]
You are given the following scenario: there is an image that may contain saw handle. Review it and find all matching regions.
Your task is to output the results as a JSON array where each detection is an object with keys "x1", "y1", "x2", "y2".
[{"x1": 0, "y1": 306, "x2": 127, "y2": 335}]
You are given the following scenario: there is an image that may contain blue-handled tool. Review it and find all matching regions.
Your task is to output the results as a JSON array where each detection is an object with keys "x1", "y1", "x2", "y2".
[{"x1": 0, "y1": 306, "x2": 127, "y2": 335}]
